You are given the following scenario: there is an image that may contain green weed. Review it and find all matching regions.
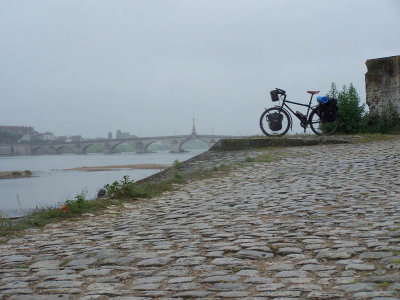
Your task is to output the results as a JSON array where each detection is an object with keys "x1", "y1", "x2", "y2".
[
  {"x1": 173, "y1": 159, "x2": 183, "y2": 169},
  {"x1": 376, "y1": 282, "x2": 390, "y2": 288},
  {"x1": 104, "y1": 176, "x2": 147, "y2": 199},
  {"x1": 392, "y1": 259, "x2": 400, "y2": 264},
  {"x1": 231, "y1": 267, "x2": 242, "y2": 273},
  {"x1": 245, "y1": 156, "x2": 256, "y2": 162}
]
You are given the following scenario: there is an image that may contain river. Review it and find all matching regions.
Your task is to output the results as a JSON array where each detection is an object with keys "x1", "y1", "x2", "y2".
[{"x1": 0, "y1": 150, "x2": 205, "y2": 217}]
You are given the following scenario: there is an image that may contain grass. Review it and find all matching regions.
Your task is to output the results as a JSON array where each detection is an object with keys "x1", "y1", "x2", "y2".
[
  {"x1": 231, "y1": 267, "x2": 242, "y2": 273},
  {"x1": 388, "y1": 227, "x2": 400, "y2": 232},
  {"x1": 0, "y1": 197, "x2": 114, "y2": 237},
  {"x1": 59, "y1": 259, "x2": 71, "y2": 268},
  {"x1": 255, "y1": 148, "x2": 287, "y2": 163},
  {"x1": 376, "y1": 282, "x2": 390, "y2": 288},
  {"x1": 392, "y1": 259, "x2": 400, "y2": 264},
  {"x1": 244, "y1": 156, "x2": 256, "y2": 162},
  {"x1": 268, "y1": 244, "x2": 279, "y2": 254},
  {"x1": 352, "y1": 133, "x2": 398, "y2": 144},
  {"x1": 256, "y1": 153, "x2": 278, "y2": 163},
  {"x1": 18, "y1": 264, "x2": 30, "y2": 269}
]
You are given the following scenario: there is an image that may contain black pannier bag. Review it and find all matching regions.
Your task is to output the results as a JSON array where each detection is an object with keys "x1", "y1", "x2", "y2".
[
  {"x1": 270, "y1": 90, "x2": 280, "y2": 102},
  {"x1": 319, "y1": 98, "x2": 339, "y2": 123},
  {"x1": 267, "y1": 112, "x2": 283, "y2": 131}
]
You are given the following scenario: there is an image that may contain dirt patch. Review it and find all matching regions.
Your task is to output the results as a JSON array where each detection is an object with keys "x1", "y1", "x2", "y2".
[{"x1": 0, "y1": 171, "x2": 32, "y2": 180}]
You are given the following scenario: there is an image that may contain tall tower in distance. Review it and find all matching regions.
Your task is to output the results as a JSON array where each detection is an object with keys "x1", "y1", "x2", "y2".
[{"x1": 191, "y1": 116, "x2": 197, "y2": 136}]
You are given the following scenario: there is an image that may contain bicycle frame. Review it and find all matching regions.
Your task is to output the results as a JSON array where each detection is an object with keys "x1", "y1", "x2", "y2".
[{"x1": 276, "y1": 93, "x2": 317, "y2": 129}]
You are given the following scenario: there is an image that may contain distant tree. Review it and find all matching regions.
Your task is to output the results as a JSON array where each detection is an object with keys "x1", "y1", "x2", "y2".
[
  {"x1": 328, "y1": 82, "x2": 339, "y2": 99},
  {"x1": 0, "y1": 130, "x2": 22, "y2": 143},
  {"x1": 328, "y1": 82, "x2": 366, "y2": 134}
]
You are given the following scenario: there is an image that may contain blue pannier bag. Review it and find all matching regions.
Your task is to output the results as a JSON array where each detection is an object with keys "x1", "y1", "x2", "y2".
[{"x1": 317, "y1": 96, "x2": 329, "y2": 104}]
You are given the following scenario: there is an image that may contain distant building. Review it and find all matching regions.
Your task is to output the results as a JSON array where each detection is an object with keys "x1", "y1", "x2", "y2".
[
  {"x1": 108, "y1": 132, "x2": 113, "y2": 139},
  {"x1": 116, "y1": 129, "x2": 137, "y2": 139},
  {"x1": 69, "y1": 135, "x2": 83, "y2": 142},
  {"x1": 37, "y1": 132, "x2": 56, "y2": 141}
]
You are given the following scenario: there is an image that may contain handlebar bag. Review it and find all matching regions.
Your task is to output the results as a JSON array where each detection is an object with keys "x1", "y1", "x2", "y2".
[{"x1": 270, "y1": 90, "x2": 280, "y2": 102}]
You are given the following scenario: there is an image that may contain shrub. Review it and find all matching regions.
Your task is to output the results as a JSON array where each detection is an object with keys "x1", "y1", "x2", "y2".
[
  {"x1": 64, "y1": 194, "x2": 89, "y2": 214},
  {"x1": 104, "y1": 175, "x2": 147, "y2": 199},
  {"x1": 375, "y1": 100, "x2": 399, "y2": 133},
  {"x1": 327, "y1": 82, "x2": 366, "y2": 134},
  {"x1": 173, "y1": 159, "x2": 183, "y2": 169}
]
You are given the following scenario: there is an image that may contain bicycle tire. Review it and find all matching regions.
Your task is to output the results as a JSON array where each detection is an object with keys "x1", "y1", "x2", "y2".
[
  {"x1": 259, "y1": 107, "x2": 291, "y2": 137},
  {"x1": 309, "y1": 108, "x2": 339, "y2": 136}
]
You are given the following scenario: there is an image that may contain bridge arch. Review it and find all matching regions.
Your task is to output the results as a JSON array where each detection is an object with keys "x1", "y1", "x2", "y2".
[
  {"x1": 109, "y1": 141, "x2": 135, "y2": 154},
  {"x1": 142, "y1": 140, "x2": 170, "y2": 152},
  {"x1": 137, "y1": 140, "x2": 161, "y2": 153},
  {"x1": 81, "y1": 144, "x2": 102, "y2": 154},
  {"x1": 55, "y1": 145, "x2": 79, "y2": 154}
]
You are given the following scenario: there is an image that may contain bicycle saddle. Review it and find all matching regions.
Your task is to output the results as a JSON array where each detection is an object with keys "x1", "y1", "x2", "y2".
[{"x1": 307, "y1": 90, "x2": 320, "y2": 95}]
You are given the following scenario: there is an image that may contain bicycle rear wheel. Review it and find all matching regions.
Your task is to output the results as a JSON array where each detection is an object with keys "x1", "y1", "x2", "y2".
[
  {"x1": 309, "y1": 108, "x2": 339, "y2": 136},
  {"x1": 259, "y1": 107, "x2": 290, "y2": 137}
]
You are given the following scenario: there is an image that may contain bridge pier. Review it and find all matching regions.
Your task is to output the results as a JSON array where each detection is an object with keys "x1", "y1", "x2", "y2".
[
  {"x1": 103, "y1": 143, "x2": 113, "y2": 154},
  {"x1": 170, "y1": 140, "x2": 184, "y2": 153},
  {"x1": 75, "y1": 144, "x2": 87, "y2": 155},
  {"x1": 135, "y1": 141, "x2": 146, "y2": 153}
]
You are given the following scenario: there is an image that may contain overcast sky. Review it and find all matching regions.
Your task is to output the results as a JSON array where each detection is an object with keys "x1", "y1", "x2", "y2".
[{"x1": 1, "y1": 0, "x2": 399, "y2": 138}]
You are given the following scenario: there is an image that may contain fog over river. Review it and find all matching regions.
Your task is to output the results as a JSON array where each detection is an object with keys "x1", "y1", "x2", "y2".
[{"x1": 0, "y1": 150, "x2": 204, "y2": 218}]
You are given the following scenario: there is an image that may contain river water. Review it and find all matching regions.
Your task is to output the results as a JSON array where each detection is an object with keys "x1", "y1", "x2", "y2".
[{"x1": 0, "y1": 150, "x2": 205, "y2": 217}]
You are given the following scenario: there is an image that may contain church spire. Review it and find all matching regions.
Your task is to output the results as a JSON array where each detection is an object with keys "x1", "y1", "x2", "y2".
[{"x1": 191, "y1": 116, "x2": 197, "y2": 136}]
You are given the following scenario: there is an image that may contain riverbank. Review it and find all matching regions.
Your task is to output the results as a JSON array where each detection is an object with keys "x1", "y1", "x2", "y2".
[
  {"x1": 0, "y1": 150, "x2": 203, "y2": 217},
  {"x1": 1, "y1": 135, "x2": 400, "y2": 298}
]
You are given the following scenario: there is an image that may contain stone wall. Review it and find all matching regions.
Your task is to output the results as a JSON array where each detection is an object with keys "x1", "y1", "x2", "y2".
[
  {"x1": 365, "y1": 55, "x2": 400, "y2": 121},
  {"x1": 0, "y1": 145, "x2": 32, "y2": 156}
]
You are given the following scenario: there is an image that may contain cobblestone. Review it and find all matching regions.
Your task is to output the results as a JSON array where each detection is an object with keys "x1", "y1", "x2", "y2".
[{"x1": 1, "y1": 137, "x2": 400, "y2": 299}]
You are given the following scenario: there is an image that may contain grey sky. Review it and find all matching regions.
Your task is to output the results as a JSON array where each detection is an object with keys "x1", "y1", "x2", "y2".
[{"x1": 1, "y1": 0, "x2": 399, "y2": 138}]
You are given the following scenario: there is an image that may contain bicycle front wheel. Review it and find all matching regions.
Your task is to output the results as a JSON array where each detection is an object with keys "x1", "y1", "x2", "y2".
[
  {"x1": 259, "y1": 107, "x2": 290, "y2": 137},
  {"x1": 309, "y1": 108, "x2": 339, "y2": 136}
]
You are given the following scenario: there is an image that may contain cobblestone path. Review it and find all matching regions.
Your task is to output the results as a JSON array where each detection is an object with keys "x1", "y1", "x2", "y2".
[{"x1": 1, "y1": 138, "x2": 400, "y2": 299}]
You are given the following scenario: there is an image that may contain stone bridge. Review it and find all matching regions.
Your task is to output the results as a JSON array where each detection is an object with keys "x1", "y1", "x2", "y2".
[{"x1": 0, "y1": 134, "x2": 234, "y2": 155}]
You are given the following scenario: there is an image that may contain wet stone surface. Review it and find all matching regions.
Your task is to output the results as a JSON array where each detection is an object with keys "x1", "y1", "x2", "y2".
[{"x1": 1, "y1": 138, "x2": 400, "y2": 299}]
